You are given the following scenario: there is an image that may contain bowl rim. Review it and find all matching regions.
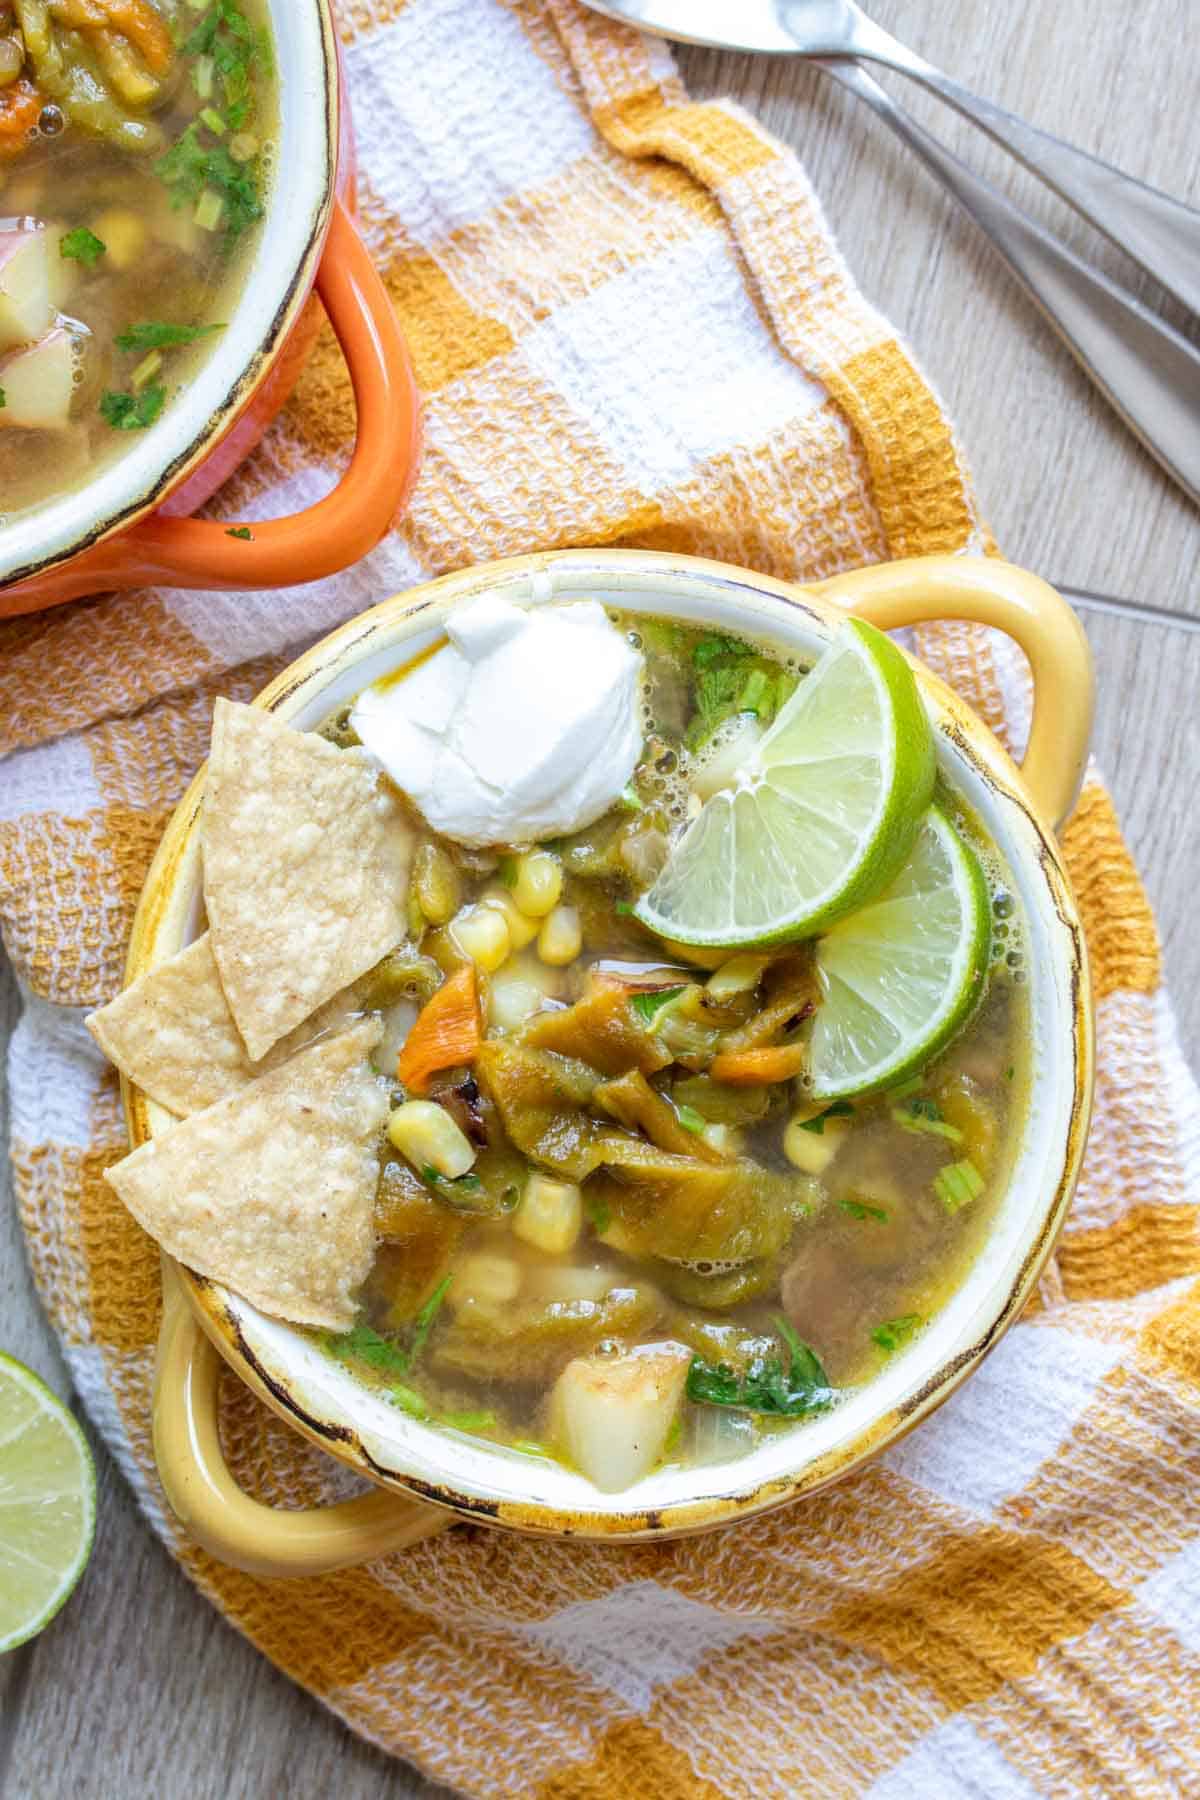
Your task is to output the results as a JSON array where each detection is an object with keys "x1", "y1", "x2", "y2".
[
  {"x1": 124, "y1": 548, "x2": 1093, "y2": 1540},
  {"x1": 0, "y1": 0, "x2": 339, "y2": 589}
]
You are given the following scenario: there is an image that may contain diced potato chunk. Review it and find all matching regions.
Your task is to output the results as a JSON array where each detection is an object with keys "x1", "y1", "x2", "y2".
[
  {"x1": 783, "y1": 1113, "x2": 850, "y2": 1175},
  {"x1": 514, "y1": 1174, "x2": 582, "y2": 1255},
  {"x1": 0, "y1": 229, "x2": 52, "y2": 354},
  {"x1": 91, "y1": 208, "x2": 147, "y2": 273},
  {"x1": 451, "y1": 1251, "x2": 523, "y2": 1309},
  {"x1": 0, "y1": 328, "x2": 76, "y2": 431},
  {"x1": 550, "y1": 1342, "x2": 691, "y2": 1492}
]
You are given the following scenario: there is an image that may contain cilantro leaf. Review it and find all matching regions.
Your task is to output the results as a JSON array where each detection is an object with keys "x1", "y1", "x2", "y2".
[
  {"x1": 584, "y1": 1190, "x2": 611, "y2": 1235},
  {"x1": 797, "y1": 1099, "x2": 854, "y2": 1135},
  {"x1": 156, "y1": 122, "x2": 263, "y2": 245},
  {"x1": 60, "y1": 227, "x2": 106, "y2": 267},
  {"x1": 838, "y1": 1196, "x2": 889, "y2": 1222},
  {"x1": 325, "y1": 1324, "x2": 412, "y2": 1378},
  {"x1": 407, "y1": 1274, "x2": 452, "y2": 1368},
  {"x1": 686, "y1": 1318, "x2": 834, "y2": 1417},
  {"x1": 630, "y1": 985, "x2": 684, "y2": 1024},
  {"x1": 100, "y1": 385, "x2": 167, "y2": 431},
  {"x1": 692, "y1": 633, "x2": 752, "y2": 669},
  {"x1": 226, "y1": 525, "x2": 253, "y2": 540},
  {"x1": 115, "y1": 321, "x2": 225, "y2": 352},
  {"x1": 872, "y1": 1314, "x2": 923, "y2": 1354},
  {"x1": 325, "y1": 1276, "x2": 452, "y2": 1382}
]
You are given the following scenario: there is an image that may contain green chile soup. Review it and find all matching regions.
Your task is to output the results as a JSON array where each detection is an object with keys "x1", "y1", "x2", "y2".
[{"x1": 92, "y1": 596, "x2": 1028, "y2": 1496}]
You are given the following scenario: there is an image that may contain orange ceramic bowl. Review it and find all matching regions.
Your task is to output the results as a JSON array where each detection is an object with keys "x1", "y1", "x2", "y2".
[{"x1": 0, "y1": 0, "x2": 421, "y2": 620}]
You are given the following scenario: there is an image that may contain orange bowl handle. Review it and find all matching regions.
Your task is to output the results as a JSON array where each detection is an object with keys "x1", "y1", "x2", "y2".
[
  {"x1": 153, "y1": 1259, "x2": 451, "y2": 1577},
  {"x1": 7, "y1": 200, "x2": 420, "y2": 609},
  {"x1": 809, "y1": 556, "x2": 1094, "y2": 829}
]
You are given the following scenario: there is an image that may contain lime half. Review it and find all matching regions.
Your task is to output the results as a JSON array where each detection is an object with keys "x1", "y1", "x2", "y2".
[
  {"x1": 635, "y1": 619, "x2": 935, "y2": 948},
  {"x1": 808, "y1": 807, "x2": 992, "y2": 1101},
  {"x1": 0, "y1": 1352, "x2": 96, "y2": 1653}
]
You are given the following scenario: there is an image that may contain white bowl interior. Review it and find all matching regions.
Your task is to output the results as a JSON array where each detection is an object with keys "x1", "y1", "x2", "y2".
[
  {"x1": 162, "y1": 558, "x2": 1082, "y2": 1527},
  {"x1": 0, "y1": 0, "x2": 333, "y2": 584}
]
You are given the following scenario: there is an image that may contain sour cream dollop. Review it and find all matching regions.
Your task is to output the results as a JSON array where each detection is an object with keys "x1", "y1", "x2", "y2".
[{"x1": 351, "y1": 596, "x2": 644, "y2": 847}]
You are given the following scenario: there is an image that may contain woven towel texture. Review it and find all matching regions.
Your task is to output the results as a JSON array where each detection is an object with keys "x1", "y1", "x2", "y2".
[{"x1": 4, "y1": 3, "x2": 1200, "y2": 1795}]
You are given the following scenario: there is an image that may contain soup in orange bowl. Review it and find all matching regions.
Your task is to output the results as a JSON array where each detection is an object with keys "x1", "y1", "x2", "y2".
[{"x1": 0, "y1": 0, "x2": 277, "y2": 515}]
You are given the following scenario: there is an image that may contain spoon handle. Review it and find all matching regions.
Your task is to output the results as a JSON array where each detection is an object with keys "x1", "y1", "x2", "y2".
[
  {"x1": 845, "y1": 19, "x2": 1200, "y2": 319},
  {"x1": 820, "y1": 60, "x2": 1200, "y2": 507}
]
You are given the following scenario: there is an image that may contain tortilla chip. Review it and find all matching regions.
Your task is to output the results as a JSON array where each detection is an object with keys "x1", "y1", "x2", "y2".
[
  {"x1": 86, "y1": 932, "x2": 363, "y2": 1118},
  {"x1": 105, "y1": 1019, "x2": 388, "y2": 1330},
  {"x1": 204, "y1": 699, "x2": 411, "y2": 1062}
]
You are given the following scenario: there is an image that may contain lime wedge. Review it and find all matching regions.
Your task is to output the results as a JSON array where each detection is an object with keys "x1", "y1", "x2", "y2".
[
  {"x1": 808, "y1": 807, "x2": 992, "y2": 1100},
  {"x1": 635, "y1": 619, "x2": 935, "y2": 948},
  {"x1": 0, "y1": 1352, "x2": 96, "y2": 1653}
]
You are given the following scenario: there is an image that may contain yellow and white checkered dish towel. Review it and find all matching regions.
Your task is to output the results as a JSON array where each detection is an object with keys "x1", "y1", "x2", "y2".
[{"x1": 4, "y1": 3, "x2": 1200, "y2": 1794}]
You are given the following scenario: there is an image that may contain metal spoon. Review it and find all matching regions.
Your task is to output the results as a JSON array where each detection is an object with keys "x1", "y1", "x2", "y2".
[
  {"x1": 585, "y1": 1, "x2": 1200, "y2": 507},
  {"x1": 585, "y1": 0, "x2": 1200, "y2": 319}
]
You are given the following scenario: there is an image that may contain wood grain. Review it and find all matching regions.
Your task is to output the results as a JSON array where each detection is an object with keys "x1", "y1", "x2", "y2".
[{"x1": 3, "y1": 4, "x2": 1199, "y2": 1794}]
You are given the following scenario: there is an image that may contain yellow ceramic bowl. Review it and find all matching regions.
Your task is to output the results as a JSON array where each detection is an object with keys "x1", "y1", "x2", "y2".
[{"x1": 128, "y1": 550, "x2": 1093, "y2": 1576}]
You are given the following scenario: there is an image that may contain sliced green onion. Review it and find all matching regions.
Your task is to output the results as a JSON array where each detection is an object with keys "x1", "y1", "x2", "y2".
[
  {"x1": 738, "y1": 668, "x2": 770, "y2": 715},
  {"x1": 441, "y1": 1409, "x2": 497, "y2": 1431},
  {"x1": 934, "y1": 1159, "x2": 985, "y2": 1214},
  {"x1": 131, "y1": 350, "x2": 163, "y2": 392},
  {"x1": 199, "y1": 105, "x2": 226, "y2": 135},
  {"x1": 676, "y1": 1102, "x2": 707, "y2": 1135},
  {"x1": 193, "y1": 55, "x2": 214, "y2": 99},
  {"x1": 194, "y1": 187, "x2": 224, "y2": 232}
]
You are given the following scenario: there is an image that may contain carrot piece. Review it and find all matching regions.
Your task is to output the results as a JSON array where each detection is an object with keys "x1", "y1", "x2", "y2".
[
  {"x1": 397, "y1": 964, "x2": 481, "y2": 1094},
  {"x1": 708, "y1": 1044, "x2": 807, "y2": 1086},
  {"x1": 58, "y1": 0, "x2": 175, "y2": 74},
  {"x1": 0, "y1": 78, "x2": 41, "y2": 150}
]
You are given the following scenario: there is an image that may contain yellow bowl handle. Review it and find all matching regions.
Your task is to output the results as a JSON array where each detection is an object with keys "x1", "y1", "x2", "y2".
[
  {"x1": 153, "y1": 1259, "x2": 452, "y2": 1576},
  {"x1": 809, "y1": 556, "x2": 1094, "y2": 828}
]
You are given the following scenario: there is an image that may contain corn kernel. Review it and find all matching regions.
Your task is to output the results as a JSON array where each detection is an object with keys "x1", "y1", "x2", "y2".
[
  {"x1": 538, "y1": 904, "x2": 582, "y2": 967},
  {"x1": 478, "y1": 883, "x2": 539, "y2": 949},
  {"x1": 450, "y1": 903, "x2": 510, "y2": 972},
  {"x1": 783, "y1": 1112, "x2": 850, "y2": 1176},
  {"x1": 512, "y1": 850, "x2": 563, "y2": 918},
  {"x1": 387, "y1": 1100, "x2": 476, "y2": 1178},
  {"x1": 91, "y1": 207, "x2": 147, "y2": 271},
  {"x1": 513, "y1": 1175, "x2": 582, "y2": 1255},
  {"x1": 413, "y1": 841, "x2": 462, "y2": 926}
]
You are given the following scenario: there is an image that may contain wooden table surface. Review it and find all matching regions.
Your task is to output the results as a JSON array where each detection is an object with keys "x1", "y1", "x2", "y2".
[{"x1": 3, "y1": 3, "x2": 1198, "y2": 1794}]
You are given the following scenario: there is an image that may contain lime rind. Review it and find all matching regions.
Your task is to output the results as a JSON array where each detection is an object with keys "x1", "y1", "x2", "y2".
[
  {"x1": 0, "y1": 1350, "x2": 96, "y2": 1654},
  {"x1": 634, "y1": 618, "x2": 935, "y2": 949},
  {"x1": 807, "y1": 806, "x2": 992, "y2": 1101}
]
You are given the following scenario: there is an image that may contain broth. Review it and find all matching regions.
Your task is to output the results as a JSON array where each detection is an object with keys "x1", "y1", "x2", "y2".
[
  {"x1": 0, "y1": 0, "x2": 276, "y2": 517},
  {"x1": 319, "y1": 614, "x2": 1029, "y2": 1488}
]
